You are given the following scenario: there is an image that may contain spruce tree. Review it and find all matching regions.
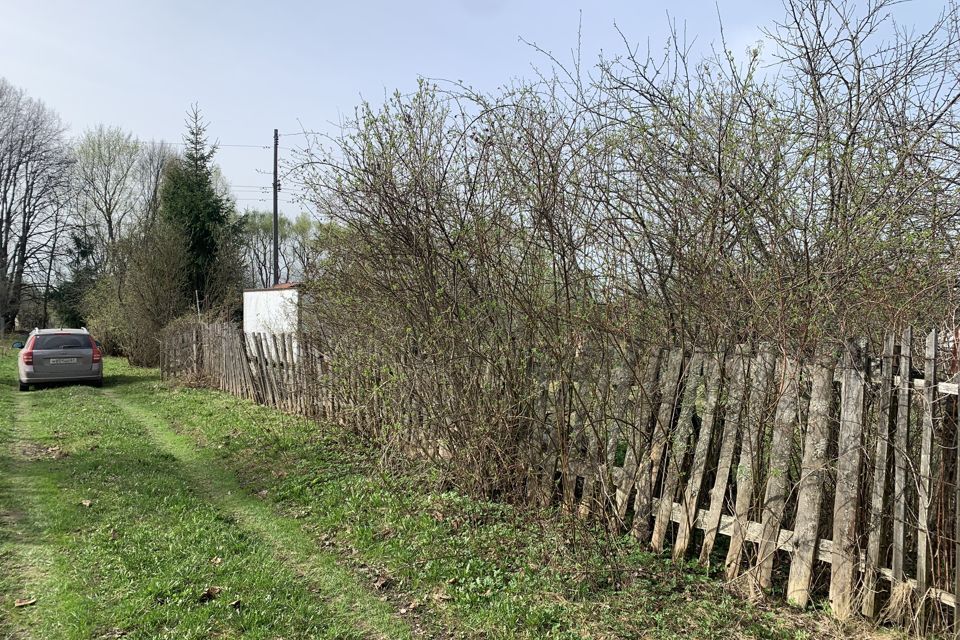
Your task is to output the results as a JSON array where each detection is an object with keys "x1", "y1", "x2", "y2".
[{"x1": 159, "y1": 105, "x2": 232, "y2": 309}]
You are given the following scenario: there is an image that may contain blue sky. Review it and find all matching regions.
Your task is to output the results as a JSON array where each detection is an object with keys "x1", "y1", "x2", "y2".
[{"x1": 0, "y1": 0, "x2": 946, "y2": 212}]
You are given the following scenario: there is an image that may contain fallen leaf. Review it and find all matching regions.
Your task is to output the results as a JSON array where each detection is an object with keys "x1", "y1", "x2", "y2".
[
  {"x1": 210, "y1": 556, "x2": 223, "y2": 566},
  {"x1": 199, "y1": 586, "x2": 222, "y2": 603},
  {"x1": 229, "y1": 599, "x2": 241, "y2": 610},
  {"x1": 80, "y1": 500, "x2": 92, "y2": 508},
  {"x1": 372, "y1": 575, "x2": 393, "y2": 591},
  {"x1": 110, "y1": 529, "x2": 118, "y2": 541},
  {"x1": 14, "y1": 598, "x2": 36, "y2": 608}
]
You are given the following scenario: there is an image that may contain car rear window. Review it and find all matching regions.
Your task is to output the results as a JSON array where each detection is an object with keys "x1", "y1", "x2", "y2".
[{"x1": 33, "y1": 334, "x2": 90, "y2": 350}]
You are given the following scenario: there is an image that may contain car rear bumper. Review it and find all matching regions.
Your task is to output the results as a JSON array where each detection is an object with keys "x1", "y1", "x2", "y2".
[{"x1": 20, "y1": 369, "x2": 102, "y2": 384}]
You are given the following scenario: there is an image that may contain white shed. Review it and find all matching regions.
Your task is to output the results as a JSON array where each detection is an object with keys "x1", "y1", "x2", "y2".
[{"x1": 242, "y1": 283, "x2": 301, "y2": 336}]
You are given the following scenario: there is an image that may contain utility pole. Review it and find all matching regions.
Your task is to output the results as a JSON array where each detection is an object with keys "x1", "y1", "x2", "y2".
[{"x1": 272, "y1": 128, "x2": 280, "y2": 286}]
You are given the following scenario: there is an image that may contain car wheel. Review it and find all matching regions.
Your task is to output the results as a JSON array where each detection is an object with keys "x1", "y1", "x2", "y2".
[{"x1": 18, "y1": 381, "x2": 28, "y2": 392}]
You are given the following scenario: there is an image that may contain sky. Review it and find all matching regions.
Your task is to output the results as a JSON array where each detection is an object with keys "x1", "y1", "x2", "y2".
[{"x1": 0, "y1": 0, "x2": 947, "y2": 215}]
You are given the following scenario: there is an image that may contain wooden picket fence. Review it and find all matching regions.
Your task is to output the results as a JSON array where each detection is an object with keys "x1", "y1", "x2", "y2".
[
  {"x1": 161, "y1": 323, "x2": 335, "y2": 419},
  {"x1": 161, "y1": 322, "x2": 960, "y2": 630}
]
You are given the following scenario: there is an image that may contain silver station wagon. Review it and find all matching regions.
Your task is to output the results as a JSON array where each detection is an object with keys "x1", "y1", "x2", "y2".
[{"x1": 15, "y1": 328, "x2": 103, "y2": 391}]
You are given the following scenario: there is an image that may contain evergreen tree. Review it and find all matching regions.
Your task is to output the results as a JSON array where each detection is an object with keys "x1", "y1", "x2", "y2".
[
  {"x1": 159, "y1": 105, "x2": 233, "y2": 309},
  {"x1": 51, "y1": 233, "x2": 99, "y2": 327}
]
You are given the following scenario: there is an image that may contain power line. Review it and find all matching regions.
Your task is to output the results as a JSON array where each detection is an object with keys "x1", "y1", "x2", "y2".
[{"x1": 153, "y1": 140, "x2": 270, "y2": 149}]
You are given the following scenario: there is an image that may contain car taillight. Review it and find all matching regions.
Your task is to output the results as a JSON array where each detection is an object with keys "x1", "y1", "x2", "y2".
[
  {"x1": 88, "y1": 336, "x2": 102, "y2": 363},
  {"x1": 21, "y1": 337, "x2": 33, "y2": 365}
]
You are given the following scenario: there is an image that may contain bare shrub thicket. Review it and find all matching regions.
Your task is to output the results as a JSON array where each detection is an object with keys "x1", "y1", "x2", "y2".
[
  {"x1": 85, "y1": 220, "x2": 191, "y2": 365},
  {"x1": 295, "y1": 0, "x2": 960, "y2": 502}
]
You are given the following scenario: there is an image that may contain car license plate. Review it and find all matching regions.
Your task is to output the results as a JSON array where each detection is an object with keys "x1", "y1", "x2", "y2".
[{"x1": 49, "y1": 358, "x2": 77, "y2": 364}]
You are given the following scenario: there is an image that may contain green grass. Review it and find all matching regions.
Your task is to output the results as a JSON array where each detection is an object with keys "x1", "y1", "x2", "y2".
[
  {"x1": 0, "y1": 357, "x2": 405, "y2": 639},
  {"x1": 0, "y1": 354, "x2": 889, "y2": 639}
]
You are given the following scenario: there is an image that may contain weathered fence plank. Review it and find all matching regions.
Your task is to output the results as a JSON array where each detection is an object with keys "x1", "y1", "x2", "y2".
[
  {"x1": 955, "y1": 384, "x2": 960, "y2": 627},
  {"x1": 829, "y1": 340, "x2": 867, "y2": 619},
  {"x1": 725, "y1": 345, "x2": 775, "y2": 581},
  {"x1": 652, "y1": 352, "x2": 705, "y2": 552},
  {"x1": 633, "y1": 347, "x2": 684, "y2": 542},
  {"x1": 615, "y1": 348, "x2": 663, "y2": 524},
  {"x1": 753, "y1": 357, "x2": 800, "y2": 591},
  {"x1": 863, "y1": 331, "x2": 897, "y2": 618},
  {"x1": 674, "y1": 353, "x2": 723, "y2": 560},
  {"x1": 700, "y1": 345, "x2": 750, "y2": 564},
  {"x1": 917, "y1": 329, "x2": 937, "y2": 628},
  {"x1": 787, "y1": 357, "x2": 834, "y2": 608},
  {"x1": 893, "y1": 327, "x2": 912, "y2": 583}
]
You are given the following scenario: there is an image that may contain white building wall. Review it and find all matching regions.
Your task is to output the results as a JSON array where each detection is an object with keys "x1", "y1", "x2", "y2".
[
  {"x1": 242, "y1": 289, "x2": 299, "y2": 335},
  {"x1": 242, "y1": 288, "x2": 300, "y2": 361}
]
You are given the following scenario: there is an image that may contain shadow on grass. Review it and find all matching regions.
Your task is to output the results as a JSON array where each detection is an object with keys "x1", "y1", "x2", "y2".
[
  {"x1": 103, "y1": 372, "x2": 159, "y2": 388},
  {"x1": 12, "y1": 372, "x2": 159, "y2": 394}
]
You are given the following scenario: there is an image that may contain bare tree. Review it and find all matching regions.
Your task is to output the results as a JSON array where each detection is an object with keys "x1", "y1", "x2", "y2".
[
  {"x1": 240, "y1": 209, "x2": 315, "y2": 287},
  {"x1": 0, "y1": 78, "x2": 71, "y2": 330},
  {"x1": 137, "y1": 140, "x2": 176, "y2": 223},
  {"x1": 73, "y1": 125, "x2": 141, "y2": 259}
]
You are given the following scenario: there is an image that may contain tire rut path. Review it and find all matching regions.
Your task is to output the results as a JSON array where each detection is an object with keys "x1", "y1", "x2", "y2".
[{"x1": 102, "y1": 389, "x2": 412, "y2": 640}]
